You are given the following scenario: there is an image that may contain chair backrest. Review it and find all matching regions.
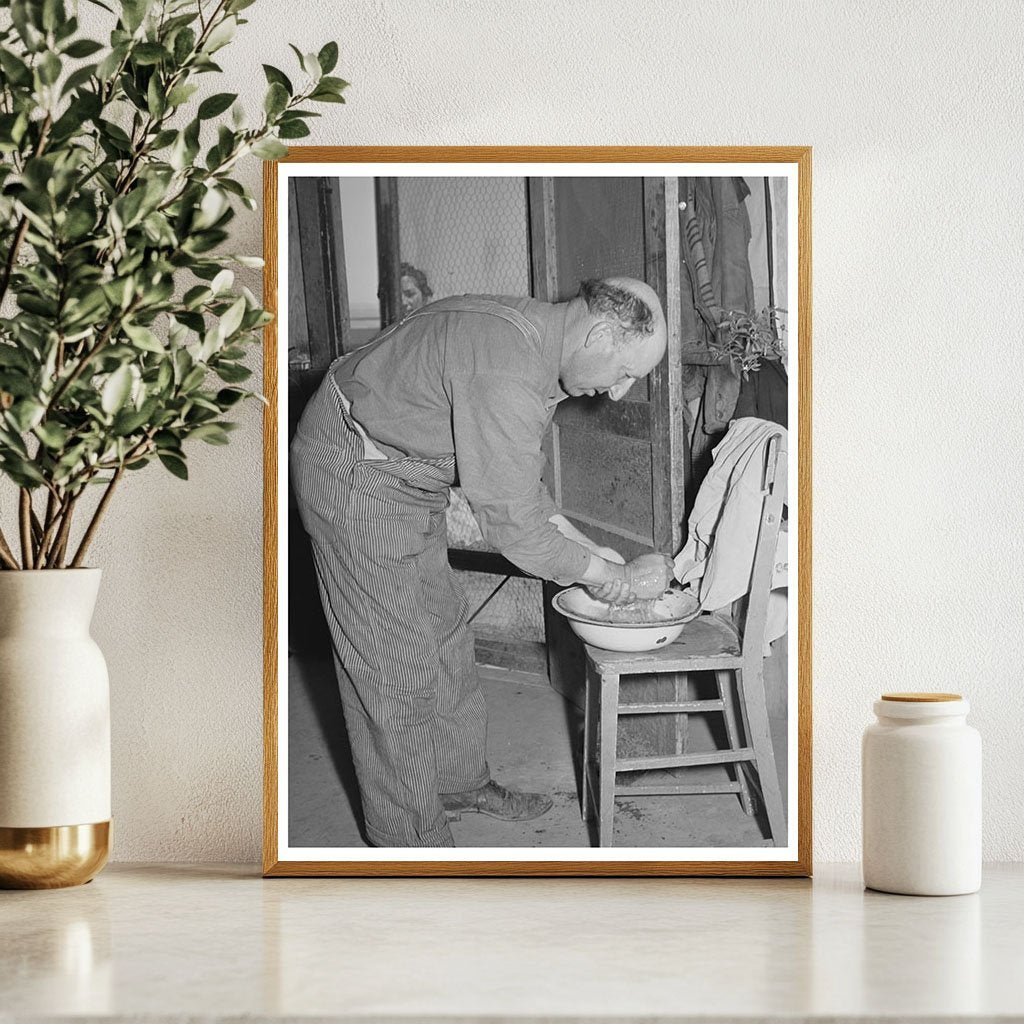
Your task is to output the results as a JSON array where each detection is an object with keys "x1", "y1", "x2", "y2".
[{"x1": 738, "y1": 433, "x2": 787, "y2": 660}]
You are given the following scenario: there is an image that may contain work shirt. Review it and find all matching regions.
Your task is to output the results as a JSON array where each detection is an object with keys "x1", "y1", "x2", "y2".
[{"x1": 334, "y1": 295, "x2": 591, "y2": 585}]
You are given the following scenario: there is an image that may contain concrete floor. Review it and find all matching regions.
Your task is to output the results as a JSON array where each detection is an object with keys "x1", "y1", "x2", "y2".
[{"x1": 288, "y1": 651, "x2": 785, "y2": 849}]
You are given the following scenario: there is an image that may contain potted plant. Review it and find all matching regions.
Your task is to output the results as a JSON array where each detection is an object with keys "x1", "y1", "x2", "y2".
[{"x1": 0, "y1": 0, "x2": 345, "y2": 887}]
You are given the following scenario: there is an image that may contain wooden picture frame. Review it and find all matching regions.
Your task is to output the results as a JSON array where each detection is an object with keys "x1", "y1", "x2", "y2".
[{"x1": 263, "y1": 147, "x2": 812, "y2": 877}]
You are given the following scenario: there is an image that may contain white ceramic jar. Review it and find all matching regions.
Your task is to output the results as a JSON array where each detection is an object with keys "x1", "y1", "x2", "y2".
[{"x1": 862, "y1": 693, "x2": 981, "y2": 896}]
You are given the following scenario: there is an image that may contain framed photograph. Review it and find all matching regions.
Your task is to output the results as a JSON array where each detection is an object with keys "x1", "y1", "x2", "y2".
[{"x1": 263, "y1": 147, "x2": 811, "y2": 876}]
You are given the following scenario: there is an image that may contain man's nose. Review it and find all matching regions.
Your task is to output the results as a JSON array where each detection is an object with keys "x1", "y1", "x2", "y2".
[{"x1": 607, "y1": 380, "x2": 634, "y2": 401}]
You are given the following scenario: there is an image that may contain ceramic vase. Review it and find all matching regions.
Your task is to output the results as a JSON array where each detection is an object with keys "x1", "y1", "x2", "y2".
[
  {"x1": 862, "y1": 692, "x2": 981, "y2": 896},
  {"x1": 0, "y1": 569, "x2": 111, "y2": 888}
]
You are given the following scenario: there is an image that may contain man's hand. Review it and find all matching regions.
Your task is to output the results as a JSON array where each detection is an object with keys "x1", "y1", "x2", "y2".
[
  {"x1": 587, "y1": 574, "x2": 632, "y2": 605},
  {"x1": 623, "y1": 553, "x2": 674, "y2": 600}
]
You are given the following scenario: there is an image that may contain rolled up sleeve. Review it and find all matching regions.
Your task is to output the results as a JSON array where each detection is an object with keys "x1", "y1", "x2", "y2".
[{"x1": 450, "y1": 375, "x2": 590, "y2": 585}]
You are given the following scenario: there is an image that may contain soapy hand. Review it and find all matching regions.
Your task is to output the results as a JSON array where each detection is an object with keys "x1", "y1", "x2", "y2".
[
  {"x1": 623, "y1": 553, "x2": 675, "y2": 601},
  {"x1": 587, "y1": 551, "x2": 674, "y2": 605}
]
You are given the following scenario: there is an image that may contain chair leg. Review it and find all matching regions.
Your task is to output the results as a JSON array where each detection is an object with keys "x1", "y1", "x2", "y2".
[
  {"x1": 582, "y1": 661, "x2": 596, "y2": 824},
  {"x1": 736, "y1": 662, "x2": 787, "y2": 846},
  {"x1": 717, "y1": 669, "x2": 754, "y2": 816},
  {"x1": 598, "y1": 669, "x2": 620, "y2": 848}
]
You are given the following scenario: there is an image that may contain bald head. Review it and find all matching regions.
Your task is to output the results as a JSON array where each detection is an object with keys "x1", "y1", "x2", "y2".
[
  {"x1": 581, "y1": 277, "x2": 666, "y2": 350},
  {"x1": 560, "y1": 277, "x2": 668, "y2": 401}
]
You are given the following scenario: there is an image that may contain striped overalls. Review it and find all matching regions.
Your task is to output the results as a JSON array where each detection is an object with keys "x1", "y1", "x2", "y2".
[{"x1": 290, "y1": 300, "x2": 542, "y2": 847}]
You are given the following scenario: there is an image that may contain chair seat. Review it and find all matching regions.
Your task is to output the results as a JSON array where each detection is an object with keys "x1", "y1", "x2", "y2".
[{"x1": 584, "y1": 612, "x2": 742, "y2": 675}]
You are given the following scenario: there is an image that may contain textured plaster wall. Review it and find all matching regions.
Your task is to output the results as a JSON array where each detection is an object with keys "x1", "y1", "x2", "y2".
[{"x1": 80, "y1": 0, "x2": 1024, "y2": 862}]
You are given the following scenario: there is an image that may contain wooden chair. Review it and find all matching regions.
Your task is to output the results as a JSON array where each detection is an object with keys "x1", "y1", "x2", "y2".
[{"x1": 580, "y1": 435, "x2": 787, "y2": 847}]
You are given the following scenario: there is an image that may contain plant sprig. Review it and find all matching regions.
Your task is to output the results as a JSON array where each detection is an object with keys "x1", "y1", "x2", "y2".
[
  {"x1": 709, "y1": 306, "x2": 787, "y2": 379},
  {"x1": 0, "y1": 0, "x2": 347, "y2": 569}
]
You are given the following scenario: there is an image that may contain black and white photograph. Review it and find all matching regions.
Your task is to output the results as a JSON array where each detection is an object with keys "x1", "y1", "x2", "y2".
[{"x1": 266, "y1": 151, "x2": 810, "y2": 874}]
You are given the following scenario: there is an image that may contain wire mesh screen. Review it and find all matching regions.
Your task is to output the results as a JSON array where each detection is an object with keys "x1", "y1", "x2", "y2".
[
  {"x1": 398, "y1": 177, "x2": 530, "y2": 300},
  {"x1": 398, "y1": 177, "x2": 543, "y2": 642}
]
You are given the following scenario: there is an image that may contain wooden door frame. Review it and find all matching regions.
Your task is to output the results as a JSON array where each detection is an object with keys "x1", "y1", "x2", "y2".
[
  {"x1": 375, "y1": 177, "x2": 402, "y2": 328},
  {"x1": 290, "y1": 176, "x2": 350, "y2": 368},
  {"x1": 527, "y1": 174, "x2": 688, "y2": 553}
]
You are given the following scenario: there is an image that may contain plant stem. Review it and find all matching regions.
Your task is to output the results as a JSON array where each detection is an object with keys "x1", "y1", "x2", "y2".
[
  {"x1": 0, "y1": 527, "x2": 20, "y2": 570},
  {"x1": 35, "y1": 487, "x2": 66, "y2": 567},
  {"x1": 45, "y1": 492, "x2": 79, "y2": 569},
  {"x1": 0, "y1": 113, "x2": 52, "y2": 308},
  {"x1": 18, "y1": 489, "x2": 34, "y2": 569},
  {"x1": 70, "y1": 466, "x2": 124, "y2": 568},
  {"x1": 0, "y1": 216, "x2": 30, "y2": 310},
  {"x1": 46, "y1": 299, "x2": 139, "y2": 413}
]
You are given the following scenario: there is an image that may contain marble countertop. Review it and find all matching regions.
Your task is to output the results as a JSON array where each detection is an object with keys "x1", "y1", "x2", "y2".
[{"x1": 2, "y1": 862, "x2": 1021, "y2": 1022}]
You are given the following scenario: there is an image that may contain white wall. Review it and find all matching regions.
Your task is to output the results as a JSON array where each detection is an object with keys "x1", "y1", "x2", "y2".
[{"x1": 78, "y1": 0, "x2": 1024, "y2": 863}]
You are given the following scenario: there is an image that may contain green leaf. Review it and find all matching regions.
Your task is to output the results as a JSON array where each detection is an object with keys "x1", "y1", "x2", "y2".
[
  {"x1": 60, "y1": 62, "x2": 97, "y2": 96},
  {"x1": 198, "y1": 91, "x2": 237, "y2": 119},
  {"x1": 319, "y1": 76, "x2": 349, "y2": 93},
  {"x1": 98, "y1": 118, "x2": 132, "y2": 148},
  {"x1": 166, "y1": 82, "x2": 199, "y2": 107},
  {"x1": 251, "y1": 137, "x2": 287, "y2": 160},
  {"x1": 101, "y1": 365, "x2": 133, "y2": 414},
  {"x1": 189, "y1": 422, "x2": 231, "y2": 445},
  {"x1": 113, "y1": 188, "x2": 147, "y2": 228},
  {"x1": 123, "y1": 321, "x2": 164, "y2": 353},
  {"x1": 9, "y1": 399, "x2": 45, "y2": 432},
  {"x1": 215, "y1": 388, "x2": 247, "y2": 408},
  {"x1": 182, "y1": 285, "x2": 212, "y2": 309},
  {"x1": 264, "y1": 82, "x2": 289, "y2": 118},
  {"x1": 262, "y1": 64, "x2": 292, "y2": 94},
  {"x1": 1, "y1": 456, "x2": 46, "y2": 487},
  {"x1": 210, "y1": 269, "x2": 234, "y2": 294},
  {"x1": 96, "y1": 43, "x2": 127, "y2": 81},
  {"x1": 146, "y1": 74, "x2": 165, "y2": 117},
  {"x1": 41, "y1": 0, "x2": 65, "y2": 32},
  {"x1": 0, "y1": 50, "x2": 33, "y2": 86},
  {"x1": 63, "y1": 38, "x2": 104, "y2": 58},
  {"x1": 17, "y1": 293, "x2": 58, "y2": 317},
  {"x1": 149, "y1": 128, "x2": 177, "y2": 149},
  {"x1": 203, "y1": 16, "x2": 236, "y2": 53},
  {"x1": 181, "y1": 364, "x2": 206, "y2": 391},
  {"x1": 38, "y1": 51, "x2": 62, "y2": 86},
  {"x1": 299, "y1": 51, "x2": 321, "y2": 80},
  {"x1": 158, "y1": 452, "x2": 188, "y2": 479},
  {"x1": 172, "y1": 26, "x2": 196, "y2": 64},
  {"x1": 34, "y1": 421, "x2": 70, "y2": 449},
  {"x1": 317, "y1": 41, "x2": 339, "y2": 75},
  {"x1": 121, "y1": 0, "x2": 152, "y2": 33},
  {"x1": 111, "y1": 406, "x2": 149, "y2": 435},
  {"x1": 309, "y1": 89, "x2": 346, "y2": 104},
  {"x1": 277, "y1": 120, "x2": 310, "y2": 140},
  {"x1": 0, "y1": 347, "x2": 31, "y2": 371},
  {"x1": 214, "y1": 362, "x2": 251, "y2": 383},
  {"x1": 10, "y1": 1, "x2": 44, "y2": 52},
  {"x1": 132, "y1": 42, "x2": 169, "y2": 66},
  {"x1": 217, "y1": 296, "x2": 246, "y2": 339}
]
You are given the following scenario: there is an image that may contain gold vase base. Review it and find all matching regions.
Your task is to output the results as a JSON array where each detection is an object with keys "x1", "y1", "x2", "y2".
[{"x1": 0, "y1": 821, "x2": 110, "y2": 889}]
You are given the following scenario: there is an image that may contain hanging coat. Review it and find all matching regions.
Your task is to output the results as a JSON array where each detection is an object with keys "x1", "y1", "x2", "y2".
[{"x1": 679, "y1": 177, "x2": 757, "y2": 436}]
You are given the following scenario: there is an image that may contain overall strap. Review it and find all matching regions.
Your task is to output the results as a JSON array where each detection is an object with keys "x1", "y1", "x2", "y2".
[{"x1": 408, "y1": 296, "x2": 541, "y2": 346}]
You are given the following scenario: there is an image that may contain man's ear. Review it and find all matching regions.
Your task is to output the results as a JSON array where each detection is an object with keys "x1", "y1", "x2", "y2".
[{"x1": 584, "y1": 320, "x2": 614, "y2": 348}]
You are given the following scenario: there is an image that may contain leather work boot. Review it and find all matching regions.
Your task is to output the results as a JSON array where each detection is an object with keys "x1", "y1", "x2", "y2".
[{"x1": 441, "y1": 780, "x2": 554, "y2": 821}]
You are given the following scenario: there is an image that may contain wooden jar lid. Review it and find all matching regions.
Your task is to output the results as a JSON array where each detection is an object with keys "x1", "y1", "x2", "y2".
[{"x1": 881, "y1": 692, "x2": 962, "y2": 702}]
